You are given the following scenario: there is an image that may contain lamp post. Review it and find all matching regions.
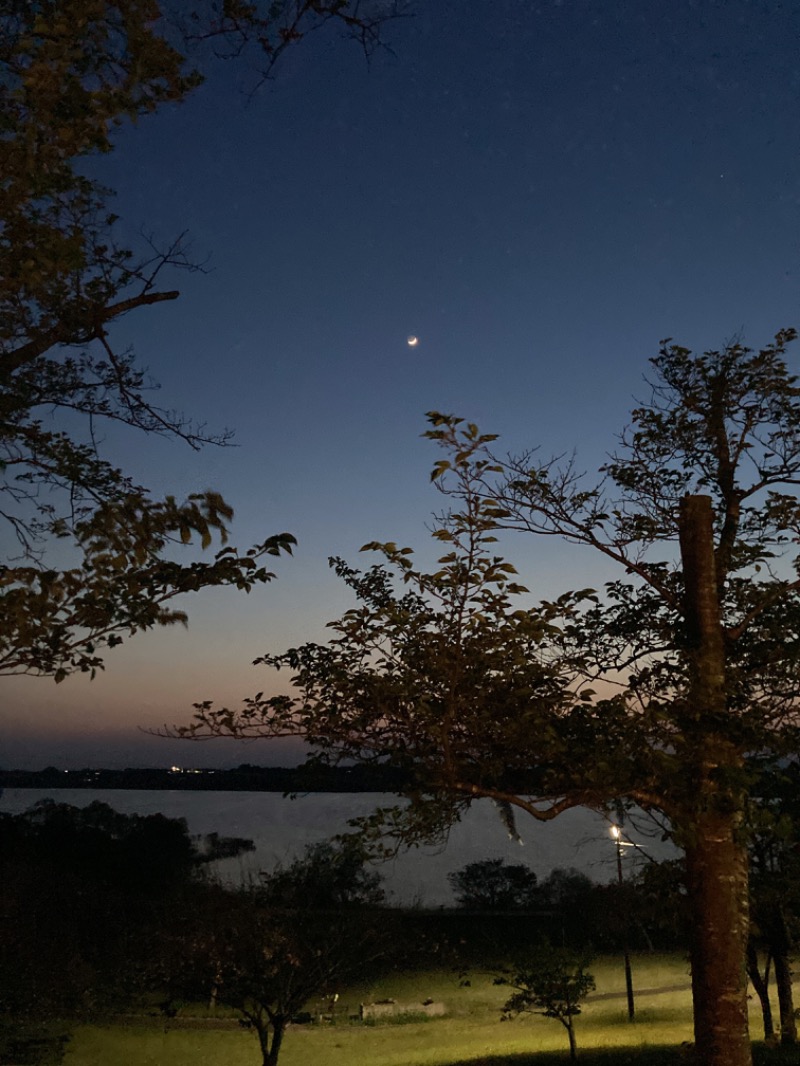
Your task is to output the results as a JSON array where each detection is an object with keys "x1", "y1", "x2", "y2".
[{"x1": 610, "y1": 824, "x2": 636, "y2": 1021}]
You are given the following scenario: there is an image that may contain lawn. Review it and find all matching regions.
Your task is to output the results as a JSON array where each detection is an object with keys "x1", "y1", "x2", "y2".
[{"x1": 63, "y1": 954, "x2": 790, "y2": 1066}]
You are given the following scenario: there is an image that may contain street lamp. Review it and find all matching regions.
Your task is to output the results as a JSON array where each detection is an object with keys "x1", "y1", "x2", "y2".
[{"x1": 610, "y1": 824, "x2": 635, "y2": 1021}]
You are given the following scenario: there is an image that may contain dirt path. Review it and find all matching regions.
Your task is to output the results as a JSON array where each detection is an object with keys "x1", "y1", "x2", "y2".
[{"x1": 588, "y1": 984, "x2": 692, "y2": 1002}]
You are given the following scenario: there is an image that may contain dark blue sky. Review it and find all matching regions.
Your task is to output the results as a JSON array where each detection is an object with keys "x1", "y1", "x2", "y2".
[{"x1": 4, "y1": 0, "x2": 800, "y2": 768}]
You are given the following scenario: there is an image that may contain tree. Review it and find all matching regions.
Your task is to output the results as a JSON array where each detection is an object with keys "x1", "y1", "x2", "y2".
[
  {"x1": 538, "y1": 867, "x2": 594, "y2": 909},
  {"x1": 260, "y1": 838, "x2": 385, "y2": 909},
  {"x1": 629, "y1": 858, "x2": 688, "y2": 951},
  {"x1": 434, "y1": 333, "x2": 800, "y2": 1066},
  {"x1": 497, "y1": 945, "x2": 595, "y2": 1062},
  {"x1": 741, "y1": 760, "x2": 800, "y2": 1044},
  {"x1": 537, "y1": 867, "x2": 607, "y2": 948},
  {"x1": 174, "y1": 332, "x2": 800, "y2": 1066},
  {"x1": 174, "y1": 841, "x2": 389, "y2": 1066},
  {"x1": 469, "y1": 330, "x2": 800, "y2": 1066},
  {"x1": 623, "y1": 793, "x2": 800, "y2": 1045},
  {"x1": 0, "y1": 799, "x2": 254, "y2": 1061},
  {"x1": 1, "y1": 0, "x2": 405, "y2": 679},
  {"x1": 448, "y1": 858, "x2": 540, "y2": 911}
]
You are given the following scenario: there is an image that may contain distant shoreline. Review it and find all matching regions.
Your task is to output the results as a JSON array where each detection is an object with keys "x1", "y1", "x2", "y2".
[{"x1": 0, "y1": 765, "x2": 410, "y2": 793}]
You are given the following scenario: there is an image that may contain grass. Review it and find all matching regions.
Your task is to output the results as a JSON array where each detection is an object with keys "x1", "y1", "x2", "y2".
[{"x1": 63, "y1": 953, "x2": 795, "y2": 1066}]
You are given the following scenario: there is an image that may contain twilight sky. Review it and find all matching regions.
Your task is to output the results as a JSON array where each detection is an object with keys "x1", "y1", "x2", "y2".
[{"x1": 3, "y1": 0, "x2": 800, "y2": 768}]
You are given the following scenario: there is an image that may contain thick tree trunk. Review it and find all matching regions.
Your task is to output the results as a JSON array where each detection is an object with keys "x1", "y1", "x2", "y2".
[
  {"x1": 746, "y1": 941, "x2": 775, "y2": 1041},
  {"x1": 679, "y1": 496, "x2": 752, "y2": 1066},
  {"x1": 684, "y1": 808, "x2": 751, "y2": 1066}
]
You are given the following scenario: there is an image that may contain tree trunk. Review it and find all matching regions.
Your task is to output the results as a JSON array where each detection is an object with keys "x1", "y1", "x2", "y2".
[
  {"x1": 684, "y1": 809, "x2": 751, "y2": 1066},
  {"x1": 760, "y1": 904, "x2": 797, "y2": 1044},
  {"x1": 679, "y1": 496, "x2": 752, "y2": 1066},
  {"x1": 564, "y1": 1018, "x2": 577, "y2": 1062},
  {"x1": 262, "y1": 1017, "x2": 286, "y2": 1066},
  {"x1": 773, "y1": 941, "x2": 796, "y2": 1044},
  {"x1": 774, "y1": 952, "x2": 796, "y2": 1043},
  {"x1": 746, "y1": 940, "x2": 774, "y2": 1041}
]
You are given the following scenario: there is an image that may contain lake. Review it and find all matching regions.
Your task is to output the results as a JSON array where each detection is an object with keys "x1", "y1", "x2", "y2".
[{"x1": 0, "y1": 788, "x2": 678, "y2": 905}]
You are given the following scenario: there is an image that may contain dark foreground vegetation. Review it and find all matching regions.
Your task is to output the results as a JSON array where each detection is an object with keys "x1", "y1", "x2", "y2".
[
  {"x1": 464, "y1": 1052, "x2": 800, "y2": 1066},
  {"x1": 3, "y1": 801, "x2": 800, "y2": 1066},
  {"x1": 439, "y1": 1052, "x2": 800, "y2": 1066},
  {"x1": 61, "y1": 1027, "x2": 800, "y2": 1066},
  {"x1": 0, "y1": 800, "x2": 389, "y2": 1066}
]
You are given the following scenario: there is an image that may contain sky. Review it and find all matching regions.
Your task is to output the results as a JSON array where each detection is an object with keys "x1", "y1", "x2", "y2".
[{"x1": 3, "y1": 0, "x2": 800, "y2": 769}]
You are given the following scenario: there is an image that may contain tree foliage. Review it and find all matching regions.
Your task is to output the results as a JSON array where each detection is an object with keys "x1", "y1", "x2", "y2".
[
  {"x1": 448, "y1": 858, "x2": 540, "y2": 911},
  {"x1": 259, "y1": 838, "x2": 385, "y2": 909},
  {"x1": 0, "y1": 0, "x2": 403, "y2": 678},
  {"x1": 2, "y1": 0, "x2": 403, "y2": 371},
  {"x1": 174, "y1": 427, "x2": 598, "y2": 847},
  {"x1": 173, "y1": 841, "x2": 389, "y2": 1066}
]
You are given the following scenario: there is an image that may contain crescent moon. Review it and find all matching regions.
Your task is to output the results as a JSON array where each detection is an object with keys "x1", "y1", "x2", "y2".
[{"x1": 407, "y1": 335, "x2": 419, "y2": 347}]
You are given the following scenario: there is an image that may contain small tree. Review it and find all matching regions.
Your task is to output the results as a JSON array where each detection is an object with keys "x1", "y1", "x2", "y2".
[
  {"x1": 176, "y1": 841, "x2": 388, "y2": 1066},
  {"x1": 448, "y1": 858, "x2": 540, "y2": 910},
  {"x1": 499, "y1": 946, "x2": 595, "y2": 1062}
]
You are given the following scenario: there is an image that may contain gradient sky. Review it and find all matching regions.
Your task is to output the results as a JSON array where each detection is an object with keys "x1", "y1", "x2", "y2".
[{"x1": 3, "y1": 0, "x2": 800, "y2": 768}]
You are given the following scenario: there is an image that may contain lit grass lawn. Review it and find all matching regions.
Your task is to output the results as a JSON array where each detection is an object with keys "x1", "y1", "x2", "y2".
[{"x1": 64, "y1": 954, "x2": 792, "y2": 1066}]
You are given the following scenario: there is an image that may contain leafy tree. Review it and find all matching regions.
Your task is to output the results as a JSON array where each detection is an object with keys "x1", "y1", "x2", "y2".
[
  {"x1": 0, "y1": 800, "x2": 254, "y2": 1061},
  {"x1": 448, "y1": 858, "x2": 540, "y2": 911},
  {"x1": 538, "y1": 867, "x2": 594, "y2": 909},
  {"x1": 497, "y1": 945, "x2": 595, "y2": 1062},
  {"x1": 174, "y1": 332, "x2": 800, "y2": 1066},
  {"x1": 437, "y1": 331, "x2": 800, "y2": 1066},
  {"x1": 173, "y1": 447, "x2": 589, "y2": 840},
  {"x1": 174, "y1": 841, "x2": 389, "y2": 1066},
  {"x1": 629, "y1": 858, "x2": 688, "y2": 951},
  {"x1": 260, "y1": 838, "x2": 385, "y2": 909},
  {"x1": 0, "y1": 0, "x2": 404, "y2": 679},
  {"x1": 537, "y1": 867, "x2": 608, "y2": 948}
]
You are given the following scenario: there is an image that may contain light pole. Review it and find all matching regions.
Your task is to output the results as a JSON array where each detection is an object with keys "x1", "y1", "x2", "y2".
[{"x1": 610, "y1": 824, "x2": 635, "y2": 1021}]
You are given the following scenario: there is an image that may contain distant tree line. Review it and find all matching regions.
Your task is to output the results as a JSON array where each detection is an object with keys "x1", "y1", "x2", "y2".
[
  {"x1": 0, "y1": 763, "x2": 413, "y2": 792},
  {"x1": 446, "y1": 858, "x2": 678, "y2": 956}
]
